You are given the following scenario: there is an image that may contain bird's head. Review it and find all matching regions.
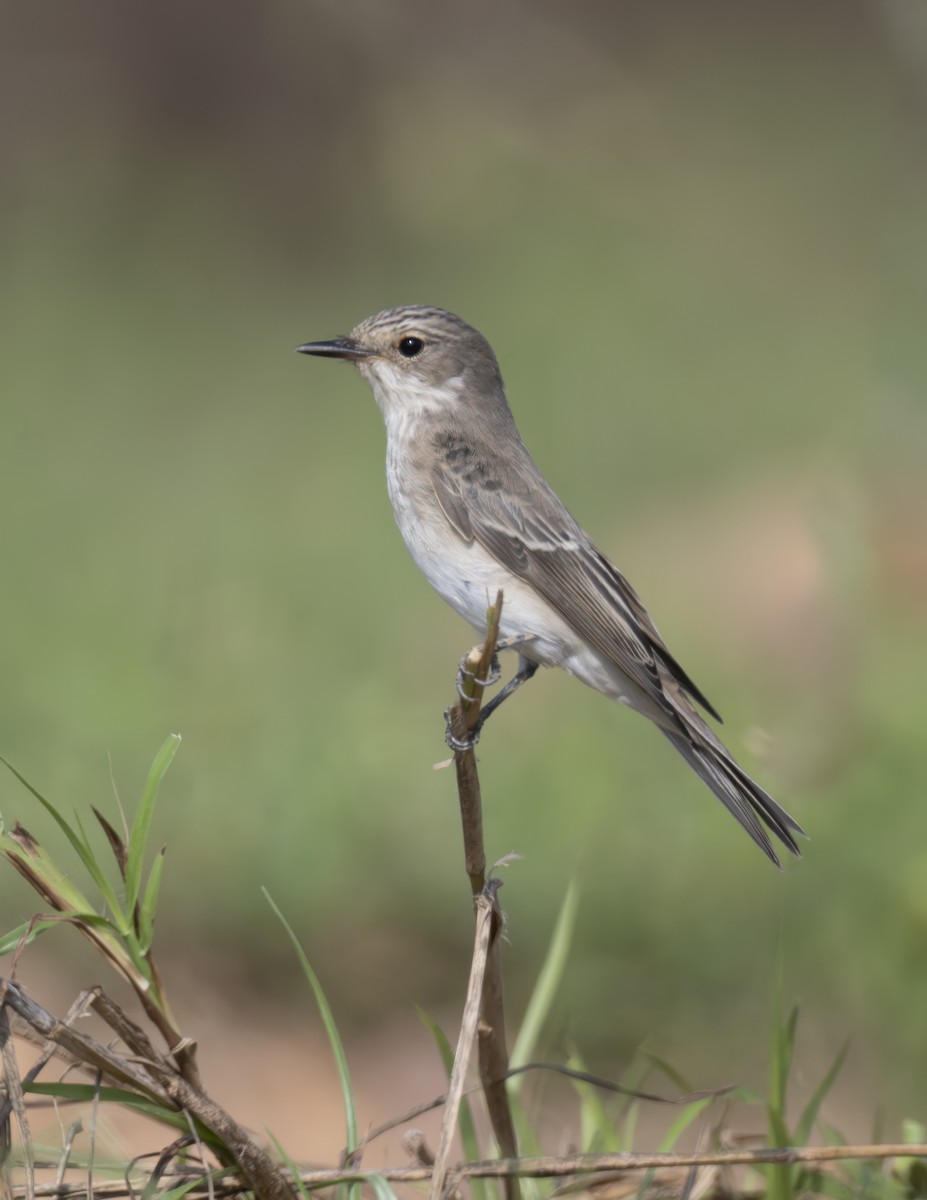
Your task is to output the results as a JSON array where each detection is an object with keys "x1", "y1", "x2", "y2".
[{"x1": 297, "y1": 305, "x2": 506, "y2": 421}]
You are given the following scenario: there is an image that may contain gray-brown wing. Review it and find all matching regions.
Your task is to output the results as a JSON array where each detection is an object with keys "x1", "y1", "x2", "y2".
[{"x1": 431, "y1": 464, "x2": 720, "y2": 721}]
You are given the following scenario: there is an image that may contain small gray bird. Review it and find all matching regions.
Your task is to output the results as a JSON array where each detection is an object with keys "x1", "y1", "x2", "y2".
[{"x1": 297, "y1": 306, "x2": 805, "y2": 866}]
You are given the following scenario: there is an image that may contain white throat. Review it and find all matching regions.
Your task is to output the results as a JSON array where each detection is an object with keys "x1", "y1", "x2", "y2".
[{"x1": 360, "y1": 360, "x2": 465, "y2": 429}]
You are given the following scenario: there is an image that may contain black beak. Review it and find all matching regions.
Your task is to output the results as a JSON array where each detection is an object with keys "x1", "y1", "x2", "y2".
[{"x1": 295, "y1": 337, "x2": 373, "y2": 360}]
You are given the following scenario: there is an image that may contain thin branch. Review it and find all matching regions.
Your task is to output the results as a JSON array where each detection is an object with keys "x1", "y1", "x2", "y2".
[
  {"x1": 446, "y1": 595, "x2": 503, "y2": 895},
  {"x1": 445, "y1": 590, "x2": 520, "y2": 1200},
  {"x1": 476, "y1": 900, "x2": 512, "y2": 1185},
  {"x1": 358, "y1": 1057, "x2": 727, "y2": 1152},
  {"x1": 0, "y1": 1002, "x2": 32, "y2": 1200},
  {"x1": 0, "y1": 982, "x2": 169, "y2": 1109},
  {"x1": 430, "y1": 885, "x2": 500, "y2": 1200},
  {"x1": 0, "y1": 980, "x2": 295, "y2": 1200},
  {"x1": 6, "y1": 1143, "x2": 927, "y2": 1199}
]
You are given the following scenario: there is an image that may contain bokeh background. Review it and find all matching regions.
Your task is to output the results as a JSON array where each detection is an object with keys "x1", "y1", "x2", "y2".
[{"x1": 2, "y1": 0, "x2": 926, "y2": 1161}]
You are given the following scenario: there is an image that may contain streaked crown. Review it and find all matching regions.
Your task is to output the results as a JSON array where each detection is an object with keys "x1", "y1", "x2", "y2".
[{"x1": 298, "y1": 305, "x2": 510, "y2": 423}]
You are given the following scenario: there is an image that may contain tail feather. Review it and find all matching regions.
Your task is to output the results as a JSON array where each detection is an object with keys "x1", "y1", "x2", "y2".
[{"x1": 662, "y1": 730, "x2": 805, "y2": 868}]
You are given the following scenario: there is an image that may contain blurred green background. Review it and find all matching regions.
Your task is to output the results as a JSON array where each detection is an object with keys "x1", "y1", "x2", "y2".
[{"x1": 2, "y1": 0, "x2": 926, "y2": 1136}]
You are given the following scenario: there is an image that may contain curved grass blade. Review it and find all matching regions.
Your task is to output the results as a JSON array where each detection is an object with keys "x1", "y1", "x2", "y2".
[
  {"x1": 657, "y1": 1095, "x2": 713, "y2": 1152},
  {"x1": 159, "y1": 1172, "x2": 230, "y2": 1200},
  {"x1": 567, "y1": 1048, "x2": 623, "y2": 1154},
  {"x1": 0, "y1": 918, "x2": 57, "y2": 956},
  {"x1": 138, "y1": 845, "x2": 167, "y2": 953},
  {"x1": 263, "y1": 888, "x2": 357, "y2": 1155},
  {"x1": 795, "y1": 1039, "x2": 849, "y2": 1147},
  {"x1": 510, "y1": 881, "x2": 578, "y2": 1092},
  {"x1": 24, "y1": 1082, "x2": 219, "y2": 1143},
  {"x1": 125, "y1": 733, "x2": 181, "y2": 915},
  {"x1": 367, "y1": 1175, "x2": 400, "y2": 1200},
  {"x1": 265, "y1": 1129, "x2": 313, "y2": 1200},
  {"x1": 416, "y1": 1006, "x2": 487, "y2": 1200},
  {"x1": 0, "y1": 768, "x2": 123, "y2": 921}
]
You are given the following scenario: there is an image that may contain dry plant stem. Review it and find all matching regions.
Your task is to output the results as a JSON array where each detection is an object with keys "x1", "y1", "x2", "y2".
[
  {"x1": 446, "y1": 591, "x2": 520, "y2": 1200},
  {"x1": 143, "y1": 954, "x2": 201, "y2": 1087},
  {"x1": 477, "y1": 931, "x2": 512, "y2": 1173},
  {"x1": 0, "y1": 1002, "x2": 32, "y2": 1200},
  {"x1": 1, "y1": 981, "x2": 171, "y2": 1108},
  {"x1": 4, "y1": 830, "x2": 199, "y2": 1088},
  {"x1": 448, "y1": 604, "x2": 503, "y2": 893},
  {"x1": 0, "y1": 980, "x2": 296, "y2": 1200},
  {"x1": 430, "y1": 886, "x2": 499, "y2": 1200},
  {"x1": 8, "y1": 1142, "x2": 927, "y2": 1200}
]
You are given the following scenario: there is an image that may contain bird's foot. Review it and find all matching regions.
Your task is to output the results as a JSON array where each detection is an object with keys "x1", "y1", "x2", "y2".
[
  {"x1": 444, "y1": 707, "x2": 483, "y2": 752},
  {"x1": 447, "y1": 634, "x2": 538, "y2": 751},
  {"x1": 454, "y1": 651, "x2": 501, "y2": 701}
]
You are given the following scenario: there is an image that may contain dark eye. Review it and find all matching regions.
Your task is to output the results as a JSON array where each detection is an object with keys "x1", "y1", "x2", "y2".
[{"x1": 398, "y1": 336, "x2": 424, "y2": 358}]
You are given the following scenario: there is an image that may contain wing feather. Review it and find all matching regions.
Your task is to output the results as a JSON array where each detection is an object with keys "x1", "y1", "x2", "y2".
[
  {"x1": 429, "y1": 447, "x2": 804, "y2": 862},
  {"x1": 431, "y1": 456, "x2": 720, "y2": 720}
]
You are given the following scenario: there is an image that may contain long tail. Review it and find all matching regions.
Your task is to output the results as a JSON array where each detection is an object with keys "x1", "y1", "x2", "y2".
[{"x1": 661, "y1": 728, "x2": 806, "y2": 868}]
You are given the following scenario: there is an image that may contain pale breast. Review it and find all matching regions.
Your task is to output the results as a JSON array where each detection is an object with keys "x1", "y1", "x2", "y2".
[
  {"x1": 382, "y1": 422, "x2": 650, "y2": 708},
  {"x1": 384, "y1": 439, "x2": 585, "y2": 661},
  {"x1": 386, "y1": 448, "x2": 507, "y2": 630}
]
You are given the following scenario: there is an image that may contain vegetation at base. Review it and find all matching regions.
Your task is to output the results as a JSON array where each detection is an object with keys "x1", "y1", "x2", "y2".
[
  {"x1": 2, "y1": 7, "x2": 926, "y2": 1112},
  {"x1": 2, "y1": 740, "x2": 925, "y2": 1199}
]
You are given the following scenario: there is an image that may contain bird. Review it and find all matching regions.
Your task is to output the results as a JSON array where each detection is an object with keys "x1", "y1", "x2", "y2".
[{"x1": 297, "y1": 305, "x2": 805, "y2": 867}]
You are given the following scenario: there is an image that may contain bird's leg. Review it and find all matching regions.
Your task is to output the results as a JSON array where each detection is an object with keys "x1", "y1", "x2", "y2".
[
  {"x1": 477, "y1": 654, "x2": 539, "y2": 726},
  {"x1": 453, "y1": 634, "x2": 537, "y2": 700},
  {"x1": 445, "y1": 653, "x2": 540, "y2": 751},
  {"x1": 455, "y1": 651, "x2": 502, "y2": 700}
]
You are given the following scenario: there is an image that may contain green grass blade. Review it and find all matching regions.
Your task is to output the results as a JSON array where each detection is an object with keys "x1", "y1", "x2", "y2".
[
  {"x1": 24, "y1": 910, "x2": 146, "y2": 984},
  {"x1": 265, "y1": 1128, "x2": 313, "y2": 1200},
  {"x1": 893, "y1": 1118, "x2": 927, "y2": 1188},
  {"x1": 769, "y1": 1005, "x2": 797, "y2": 1145},
  {"x1": 614, "y1": 1053, "x2": 655, "y2": 1150},
  {"x1": 657, "y1": 1095, "x2": 712, "y2": 1151},
  {"x1": 0, "y1": 756, "x2": 84, "y2": 849},
  {"x1": 630, "y1": 1096, "x2": 713, "y2": 1200},
  {"x1": 366, "y1": 1175, "x2": 400, "y2": 1200},
  {"x1": 138, "y1": 845, "x2": 167, "y2": 953},
  {"x1": 567, "y1": 1049, "x2": 622, "y2": 1154},
  {"x1": 263, "y1": 888, "x2": 358, "y2": 1155},
  {"x1": 767, "y1": 1001, "x2": 799, "y2": 1200},
  {"x1": 510, "y1": 881, "x2": 578, "y2": 1091},
  {"x1": 415, "y1": 1006, "x2": 511, "y2": 1200},
  {"x1": 24, "y1": 1082, "x2": 218, "y2": 1141},
  {"x1": 0, "y1": 918, "x2": 57, "y2": 955},
  {"x1": 791, "y1": 1175, "x2": 845, "y2": 1199},
  {"x1": 158, "y1": 1173, "x2": 230, "y2": 1200},
  {"x1": 125, "y1": 733, "x2": 181, "y2": 914},
  {"x1": 794, "y1": 1038, "x2": 849, "y2": 1146},
  {"x1": 416, "y1": 1007, "x2": 484, "y2": 1179},
  {"x1": 73, "y1": 810, "x2": 127, "y2": 925},
  {"x1": 0, "y1": 760, "x2": 123, "y2": 918},
  {"x1": 639, "y1": 1051, "x2": 693, "y2": 1095},
  {"x1": 0, "y1": 819, "x2": 132, "y2": 953}
]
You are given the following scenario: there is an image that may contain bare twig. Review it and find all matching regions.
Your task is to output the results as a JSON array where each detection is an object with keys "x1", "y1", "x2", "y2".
[
  {"x1": 431, "y1": 884, "x2": 500, "y2": 1200},
  {"x1": 360, "y1": 1057, "x2": 724, "y2": 1152},
  {"x1": 0, "y1": 980, "x2": 295, "y2": 1200},
  {"x1": 0, "y1": 981, "x2": 171, "y2": 1109},
  {"x1": 447, "y1": 595, "x2": 503, "y2": 896},
  {"x1": 445, "y1": 590, "x2": 520, "y2": 1199},
  {"x1": 4, "y1": 1142, "x2": 926, "y2": 1199},
  {"x1": 2, "y1": 823, "x2": 198, "y2": 1088},
  {"x1": 0, "y1": 1002, "x2": 32, "y2": 1200},
  {"x1": 477, "y1": 904, "x2": 513, "y2": 1181},
  {"x1": 53, "y1": 1120, "x2": 83, "y2": 1193}
]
